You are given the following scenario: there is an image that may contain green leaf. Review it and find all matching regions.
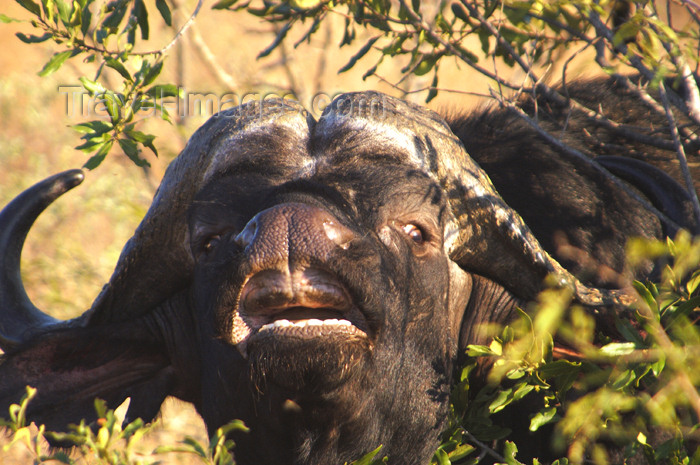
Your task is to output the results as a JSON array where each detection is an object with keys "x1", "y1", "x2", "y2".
[
  {"x1": 651, "y1": 355, "x2": 666, "y2": 377},
  {"x1": 465, "y1": 344, "x2": 497, "y2": 357},
  {"x1": 106, "y1": 58, "x2": 132, "y2": 81},
  {"x1": 448, "y1": 443, "x2": 476, "y2": 461},
  {"x1": 183, "y1": 436, "x2": 208, "y2": 458},
  {"x1": 38, "y1": 50, "x2": 72, "y2": 76},
  {"x1": 103, "y1": 0, "x2": 128, "y2": 29},
  {"x1": 55, "y1": 0, "x2": 71, "y2": 24},
  {"x1": 101, "y1": 92, "x2": 123, "y2": 123},
  {"x1": 686, "y1": 270, "x2": 700, "y2": 295},
  {"x1": 338, "y1": 36, "x2": 380, "y2": 73},
  {"x1": 258, "y1": 22, "x2": 292, "y2": 59},
  {"x1": 502, "y1": 441, "x2": 525, "y2": 465},
  {"x1": 146, "y1": 84, "x2": 181, "y2": 99},
  {"x1": 118, "y1": 138, "x2": 150, "y2": 167},
  {"x1": 613, "y1": 21, "x2": 639, "y2": 47},
  {"x1": 126, "y1": 129, "x2": 158, "y2": 156},
  {"x1": 83, "y1": 139, "x2": 113, "y2": 169},
  {"x1": 414, "y1": 54, "x2": 439, "y2": 76},
  {"x1": 142, "y1": 60, "x2": 163, "y2": 87},
  {"x1": 610, "y1": 369, "x2": 635, "y2": 390},
  {"x1": 0, "y1": 13, "x2": 21, "y2": 22},
  {"x1": 664, "y1": 295, "x2": 700, "y2": 328},
  {"x1": 68, "y1": 0, "x2": 81, "y2": 26},
  {"x1": 530, "y1": 407, "x2": 557, "y2": 432},
  {"x1": 156, "y1": 0, "x2": 172, "y2": 26},
  {"x1": 147, "y1": 102, "x2": 173, "y2": 122},
  {"x1": 72, "y1": 120, "x2": 113, "y2": 135},
  {"x1": 79, "y1": 76, "x2": 105, "y2": 95},
  {"x1": 212, "y1": 0, "x2": 238, "y2": 9},
  {"x1": 599, "y1": 342, "x2": 636, "y2": 357},
  {"x1": 432, "y1": 448, "x2": 450, "y2": 465},
  {"x1": 40, "y1": 0, "x2": 55, "y2": 22},
  {"x1": 489, "y1": 383, "x2": 535, "y2": 413},
  {"x1": 15, "y1": 32, "x2": 52, "y2": 43},
  {"x1": 133, "y1": 0, "x2": 149, "y2": 40},
  {"x1": 632, "y1": 280, "x2": 659, "y2": 315},
  {"x1": 16, "y1": 0, "x2": 41, "y2": 16},
  {"x1": 614, "y1": 317, "x2": 645, "y2": 346},
  {"x1": 349, "y1": 445, "x2": 385, "y2": 465},
  {"x1": 75, "y1": 131, "x2": 109, "y2": 151},
  {"x1": 80, "y1": 0, "x2": 91, "y2": 35}
]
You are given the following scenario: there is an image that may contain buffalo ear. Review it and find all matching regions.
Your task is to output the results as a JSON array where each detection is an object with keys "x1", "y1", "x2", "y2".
[{"x1": 0, "y1": 321, "x2": 177, "y2": 435}]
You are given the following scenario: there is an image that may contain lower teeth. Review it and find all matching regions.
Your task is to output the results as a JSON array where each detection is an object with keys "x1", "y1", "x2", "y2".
[{"x1": 260, "y1": 318, "x2": 352, "y2": 331}]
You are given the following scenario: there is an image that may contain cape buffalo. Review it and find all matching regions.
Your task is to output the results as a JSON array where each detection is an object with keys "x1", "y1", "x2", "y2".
[{"x1": 0, "y1": 78, "x2": 697, "y2": 464}]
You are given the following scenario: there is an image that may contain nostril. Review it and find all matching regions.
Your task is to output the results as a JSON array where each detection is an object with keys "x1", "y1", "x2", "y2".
[
  {"x1": 235, "y1": 220, "x2": 257, "y2": 249},
  {"x1": 322, "y1": 219, "x2": 354, "y2": 249}
]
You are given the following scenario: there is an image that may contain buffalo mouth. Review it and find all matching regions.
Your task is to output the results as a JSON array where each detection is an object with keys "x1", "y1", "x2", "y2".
[{"x1": 231, "y1": 268, "x2": 369, "y2": 357}]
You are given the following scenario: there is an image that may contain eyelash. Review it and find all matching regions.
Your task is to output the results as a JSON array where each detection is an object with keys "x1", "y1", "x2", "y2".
[{"x1": 401, "y1": 223, "x2": 425, "y2": 245}]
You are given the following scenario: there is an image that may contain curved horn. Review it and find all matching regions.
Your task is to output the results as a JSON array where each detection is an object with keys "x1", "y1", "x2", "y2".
[
  {"x1": 0, "y1": 169, "x2": 85, "y2": 350},
  {"x1": 317, "y1": 92, "x2": 634, "y2": 308}
]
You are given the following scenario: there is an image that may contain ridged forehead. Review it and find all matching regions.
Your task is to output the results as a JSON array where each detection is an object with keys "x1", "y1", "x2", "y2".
[
  {"x1": 313, "y1": 91, "x2": 467, "y2": 177},
  {"x1": 198, "y1": 92, "x2": 476, "y2": 184},
  {"x1": 202, "y1": 98, "x2": 314, "y2": 182},
  {"x1": 192, "y1": 92, "x2": 494, "y2": 222}
]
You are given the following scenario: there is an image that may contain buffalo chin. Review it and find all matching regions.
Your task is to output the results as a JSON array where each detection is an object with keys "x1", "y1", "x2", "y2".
[{"x1": 246, "y1": 332, "x2": 371, "y2": 392}]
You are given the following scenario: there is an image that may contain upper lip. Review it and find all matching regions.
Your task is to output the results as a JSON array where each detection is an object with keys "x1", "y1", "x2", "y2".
[
  {"x1": 231, "y1": 268, "x2": 369, "y2": 352},
  {"x1": 239, "y1": 269, "x2": 353, "y2": 317}
]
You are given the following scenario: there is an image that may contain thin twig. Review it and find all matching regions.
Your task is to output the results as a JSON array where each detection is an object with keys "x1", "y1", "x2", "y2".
[
  {"x1": 659, "y1": 81, "x2": 700, "y2": 224},
  {"x1": 157, "y1": 0, "x2": 204, "y2": 56},
  {"x1": 188, "y1": 21, "x2": 238, "y2": 92},
  {"x1": 463, "y1": 429, "x2": 507, "y2": 463}
]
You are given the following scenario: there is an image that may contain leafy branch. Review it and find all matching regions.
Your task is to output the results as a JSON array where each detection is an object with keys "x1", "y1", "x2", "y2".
[{"x1": 6, "y1": 0, "x2": 193, "y2": 168}]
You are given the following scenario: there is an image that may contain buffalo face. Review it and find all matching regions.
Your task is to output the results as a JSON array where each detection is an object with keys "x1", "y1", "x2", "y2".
[
  {"x1": 184, "y1": 106, "x2": 465, "y2": 463},
  {"x1": 191, "y1": 169, "x2": 455, "y2": 386}
]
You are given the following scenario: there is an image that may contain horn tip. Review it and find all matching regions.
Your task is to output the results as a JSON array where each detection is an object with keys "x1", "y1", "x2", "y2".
[{"x1": 63, "y1": 169, "x2": 85, "y2": 188}]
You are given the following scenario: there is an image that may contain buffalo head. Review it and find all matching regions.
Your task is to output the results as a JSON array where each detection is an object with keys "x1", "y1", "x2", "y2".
[{"x1": 0, "y1": 90, "x2": 668, "y2": 464}]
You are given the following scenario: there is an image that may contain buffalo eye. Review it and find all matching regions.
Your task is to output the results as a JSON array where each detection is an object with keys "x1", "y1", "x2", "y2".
[
  {"x1": 401, "y1": 223, "x2": 424, "y2": 245},
  {"x1": 203, "y1": 234, "x2": 222, "y2": 254}
]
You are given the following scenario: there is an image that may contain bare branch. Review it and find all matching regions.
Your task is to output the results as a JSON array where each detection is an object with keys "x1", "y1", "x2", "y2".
[
  {"x1": 188, "y1": 21, "x2": 238, "y2": 92},
  {"x1": 156, "y1": 0, "x2": 204, "y2": 56},
  {"x1": 463, "y1": 430, "x2": 507, "y2": 463},
  {"x1": 659, "y1": 81, "x2": 700, "y2": 225}
]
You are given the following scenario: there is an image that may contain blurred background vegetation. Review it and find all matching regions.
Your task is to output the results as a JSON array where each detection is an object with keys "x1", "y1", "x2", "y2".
[{"x1": 1, "y1": 0, "x2": 699, "y2": 463}]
